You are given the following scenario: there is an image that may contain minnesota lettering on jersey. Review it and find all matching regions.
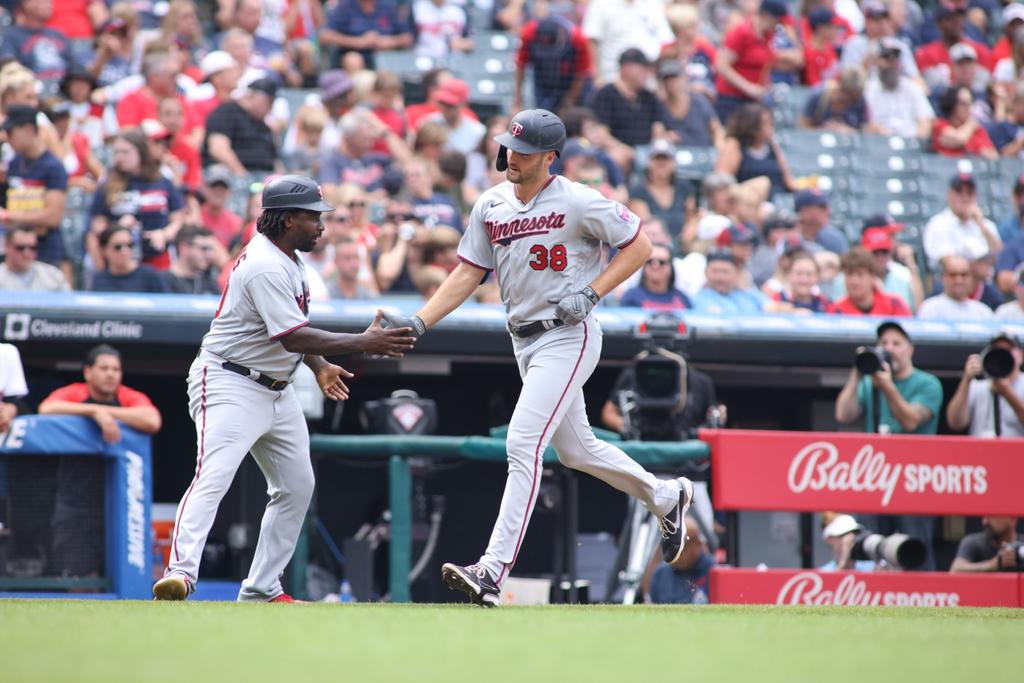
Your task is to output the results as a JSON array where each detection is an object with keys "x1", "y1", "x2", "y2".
[{"x1": 486, "y1": 211, "x2": 567, "y2": 246}]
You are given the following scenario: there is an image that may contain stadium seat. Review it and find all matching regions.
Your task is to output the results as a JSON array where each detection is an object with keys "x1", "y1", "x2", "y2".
[
  {"x1": 375, "y1": 51, "x2": 439, "y2": 79},
  {"x1": 859, "y1": 134, "x2": 924, "y2": 155},
  {"x1": 777, "y1": 128, "x2": 858, "y2": 151},
  {"x1": 279, "y1": 88, "x2": 314, "y2": 114}
]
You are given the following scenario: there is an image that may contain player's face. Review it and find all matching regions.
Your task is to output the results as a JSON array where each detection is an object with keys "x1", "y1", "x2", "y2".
[
  {"x1": 505, "y1": 149, "x2": 552, "y2": 184},
  {"x1": 290, "y1": 210, "x2": 325, "y2": 252}
]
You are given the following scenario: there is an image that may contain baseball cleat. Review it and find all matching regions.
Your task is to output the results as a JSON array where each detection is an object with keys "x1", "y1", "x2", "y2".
[
  {"x1": 659, "y1": 477, "x2": 695, "y2": 564},
  {"x1": 152, "y1": 575, "x2": 192, "y2": 601},
  {"x1": 441, "y1": 562, "x2": 500, "y2": 607},
  {"x1": 269, "y1": 593, "x2": 309, "y2": 603}
]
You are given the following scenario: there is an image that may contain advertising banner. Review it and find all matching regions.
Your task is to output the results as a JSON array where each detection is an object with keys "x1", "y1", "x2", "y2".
[
  {"x1": 710, "y1": 568, "x2": 1021, "y2": 607},
  {"x1": 703, "y1": 429, "x2": 1024, "y2": 516}
]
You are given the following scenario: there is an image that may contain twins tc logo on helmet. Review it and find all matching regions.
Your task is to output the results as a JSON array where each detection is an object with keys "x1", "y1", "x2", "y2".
[{"x1": 510, "y1": 122, "x2": 523, "y2": 137}]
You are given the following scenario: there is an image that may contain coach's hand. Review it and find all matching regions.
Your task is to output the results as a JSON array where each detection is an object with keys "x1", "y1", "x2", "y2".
[
  {"x1": 94, "y1": 410, "x2": 121, "y2": 444},
  {"x1": 362, "y1": 310, "x2": 418, "y2": 358},
  {"x1": 548, "y1": 287, "x2": 600, "y2": 326},
  {"x1": 316, "y1": 363, "x2": 354, "y2": 401},
  {"x1": 381, "y1": 310, "x2": 427, "y2": 338}
]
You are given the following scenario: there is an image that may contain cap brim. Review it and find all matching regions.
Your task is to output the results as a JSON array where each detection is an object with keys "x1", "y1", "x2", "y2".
[
  {"x1": 305, "y1": 201, "x2": 335, "y2": 212},
  {"x1": 494, "y1": 132, "x2": 547, "y2": 155}
]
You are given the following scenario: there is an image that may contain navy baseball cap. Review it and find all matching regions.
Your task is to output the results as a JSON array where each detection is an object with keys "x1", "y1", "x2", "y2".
[
  {"x1": 760, "y1": 0, "x2": 789, "y2": 17},
  {"x1": 877, "y1": 321, "x2": 911, "y2": 342},
  {"x1": 2, "y1": 104, "x2": 37, "y2": 131},
  {"x1": 808, "y1": 6, "x2": 835, "y2": 28},
  {"x1": 949, "y1": 171, "x2": 977, "y2": 190},
  {"x1": 716, "y1": 223, "x2": 758, "y2": 246},
  {"x1": 794, "y1": 189, "x2": 830, "y2": 211},
  {"x1": 706, "y1": 250, "x2": 739, "y2": 265},
  {"x1": 936, "y1": 2, "x2": 966, "y2": 20},
  {"x1": 619, "y1": 48, "x2": 651, "y2": 67}
]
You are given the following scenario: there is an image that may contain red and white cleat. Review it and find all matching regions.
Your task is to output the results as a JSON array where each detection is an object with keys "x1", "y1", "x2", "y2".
[{"x1": 269, "y1": 593, "x2": 309, "y2": 603}]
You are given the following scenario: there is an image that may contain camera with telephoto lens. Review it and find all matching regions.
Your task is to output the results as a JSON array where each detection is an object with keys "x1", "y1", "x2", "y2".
[
  {"x1": 1007, "y1": 541, "x2": 1024, "y2": 571},
  {"x1": 979, "y1": 345, "x2": 1016, "y2": 379},
  {"x1": 619, "y1": 314, "x2": 692, "y2": 441},
  {"x1": 855, "y1": 346, "x2": 893, "y2": 375},
  {"x1": 851, "y1": 531, "x2": 927, "y2": 570}
]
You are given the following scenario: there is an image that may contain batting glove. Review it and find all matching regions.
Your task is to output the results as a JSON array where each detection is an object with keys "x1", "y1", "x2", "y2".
[
  {"x1": 547, "y1": 286, "x2": 600, "y2": 326},
  {"x1": 381, "y1": 311, "x2": 427, "y2": 338}
]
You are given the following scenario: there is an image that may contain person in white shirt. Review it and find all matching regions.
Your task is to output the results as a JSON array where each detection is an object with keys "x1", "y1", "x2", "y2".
[
  {"x1": 424, "y1": 79, "x2": 486, "y2": 155},
  {"x1": 0, "y1": 225, "x2": 70, "y2": 292},
  {"x1": 582, "y1": 0, "x2": 674, "y2": 85},
  {"x1": 946, "y1": 333, "x2": 1024, "y2": 437},
  {"x1": 922, "y1": 172, "x2": 1001, "y2": 271},
  {"x1": 0, "y1": 343, "x2": 28, "y2": 433},
  {"x1": 413, "y1": 0, "x2": 474, "y2": 59},
  {"x1": 918, "y1": 255, "x2": 995, "y2": 320},
  {"x1": 840, "y1": 1, "x2": 920, "y2": 79},
  {"x1": 863, "y1": 37, "x2": 934, "y2": 138},
  {"x1": 996, "y1": 272, "x2": 1024, "y2": 320}
]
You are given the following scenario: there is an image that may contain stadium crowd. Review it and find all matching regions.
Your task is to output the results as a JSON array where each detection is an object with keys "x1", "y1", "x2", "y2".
[{"x1": 0, "y1": 0, "x2": 1023, "y2": 321}]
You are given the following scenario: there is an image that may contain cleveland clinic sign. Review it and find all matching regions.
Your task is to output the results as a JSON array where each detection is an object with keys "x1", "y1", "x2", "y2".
[{"x1": 3, "y1": 313, "x2": 143, "y2": 341}]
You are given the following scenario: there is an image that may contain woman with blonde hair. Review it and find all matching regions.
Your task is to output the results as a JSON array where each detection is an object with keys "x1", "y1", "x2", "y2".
[
  {"x1": 282, "y1": 103, "x2": 328, "y2": 173},
  {"x1": 1, "y1": 67, "x2": 62, "y2": 156}
]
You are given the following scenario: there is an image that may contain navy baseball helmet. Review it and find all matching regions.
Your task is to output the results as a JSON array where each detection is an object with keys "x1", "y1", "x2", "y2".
[
  {"x1": 494, "y1": 109, "x2": 566, "y2": 171},
  {"x1": 261, "y1": 174, "x2": 334, "y2": 212}
]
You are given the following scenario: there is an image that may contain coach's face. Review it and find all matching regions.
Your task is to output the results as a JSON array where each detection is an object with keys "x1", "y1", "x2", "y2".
[
  {"x1": 506, "y1": 149, "x2": 556, "y2": 185},
  {"x1": 85, "y1": 354, "x2": 123, "y2": 399},
  {"x1": 289, "y1": 210, "x2": 325, "y2": 252}
]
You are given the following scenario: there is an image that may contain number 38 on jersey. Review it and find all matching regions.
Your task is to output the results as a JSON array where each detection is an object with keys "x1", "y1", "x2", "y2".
[{"x1": 528, "y1": 244, "x2": 567, "y2": 271}]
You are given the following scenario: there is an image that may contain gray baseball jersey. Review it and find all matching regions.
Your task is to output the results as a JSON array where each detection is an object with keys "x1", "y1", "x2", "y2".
[
  {"x1": 202, "y1": 232, "x2": 311, "y2": 379},
  {"x1": 457, "y1": 176, "x2": 641, "y2": 325}
]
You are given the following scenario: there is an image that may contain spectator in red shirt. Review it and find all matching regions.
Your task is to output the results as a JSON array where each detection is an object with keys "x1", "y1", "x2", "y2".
[
  {"x1": 796, "y1": 0, "x2": 854, "y2": 47},
  {"x1": 406, "y1": 68, "x2": 479, "y2": 130},
  {"x1": 46, "y1": 0, "x2": 108, "y2": 40},
  {"x1": 830, "y1": 246, "x2": 912, "y2": 316},
  {"x1": 513, "y1": 14, "x2": 592, "y2": 114},
  {"x1": 993, "y1": 3, "x2": 1024, "y2": 64},
  {"x1": 199, "y1": 164, "x2": 243, "y2": 249},
  {"x1": 932, "y1": 86, "x2": 998, "y2": 159},
  {"x1": 369, "y1": 70, "x2": 407, "y2": 156},
  {"x1": 714, "y1": 0, "x2": 792, "y2": 123},
  {"x1": 39, "y1": 344, "x2": 161, "y2": 443},
  {"x1": 190, "y1": 51, "x2": 241, "y2": 125},
  {"x1": 117, "y1": 51, "x2": 201, "y2": 137},
  {"x1": 803, "y1": 7, "x2": 840, "y2": 86},
  {"x1": 915, "y1": 4, "x2": 993, "y2": 88},
  {"x1": 156, "y1": 96, "x2": 202, "y2": 190}
]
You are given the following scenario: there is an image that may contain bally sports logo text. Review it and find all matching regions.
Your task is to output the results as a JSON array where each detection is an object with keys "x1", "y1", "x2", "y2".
[
  {"x1": 776, "y1": 572, "x2": 961, "y2": 607},
  {"x1": 786, "y1": 441, "x2": 987, "y2": 507},
  {"x1": 486, "y1": 212, "x2": 567, "y2": 245}
]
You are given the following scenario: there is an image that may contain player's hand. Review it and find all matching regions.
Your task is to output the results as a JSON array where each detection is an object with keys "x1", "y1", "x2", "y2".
[
  {"x1": 547, "y1": 287, "x2": 600, "y2": 326},
  {"x1": 94, "y1": 411, "x2": 121, "y2": 444},
  {"x1": 362, "y1": 310, "x2": 418, "y2": 358},
  {"x1": 381, "y1": 310, "x2": 426, "y2": 338},
  {"x1": 316, "y1": 363, "x2": 354, "y2": 401}
]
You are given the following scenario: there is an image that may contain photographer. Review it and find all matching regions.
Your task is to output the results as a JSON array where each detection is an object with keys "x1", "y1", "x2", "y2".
[
  {"x1": 835, "y1": 321, "x2": 942, "y2": 569},
  {"x1": 946, "y1": 333, "x2": 1024, "y2": 437},
  {"x1": 835, "y1": 321, "x2": 943, "y2": 435},
  {"x1": 818, "y1": 513, "x2": 876, "y2": 572},
  {"x1": 950, "y1": 517, "x2": 1021, "y2": 573}
]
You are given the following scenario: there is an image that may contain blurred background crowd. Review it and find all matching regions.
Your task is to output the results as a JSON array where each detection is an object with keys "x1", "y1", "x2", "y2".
[{"x1": 1, "y1": 0, "x2": 1024, "y2": 323}]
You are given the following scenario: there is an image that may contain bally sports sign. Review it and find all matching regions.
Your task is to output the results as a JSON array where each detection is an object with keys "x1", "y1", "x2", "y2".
[
  {"x1": 701, "y1": 430, "x2": 1024, "y2": 516},
  {"x1": 710, "y1": 568, "x2": 1023, "y2": 608}
]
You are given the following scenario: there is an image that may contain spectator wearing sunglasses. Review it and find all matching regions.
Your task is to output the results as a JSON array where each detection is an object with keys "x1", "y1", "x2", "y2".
[
  {"x1": 917, "y1": 254, "x2": 994, "y2": 320},
  {"x1": 89, "y1": 225, "x2": 167, "y2": 293},
  {"x1": 0, "y1": 224, "x2": 70, "y2": 291},
  {"x1": 620, "y1": 243, "x2": 692, "y2": 312}
]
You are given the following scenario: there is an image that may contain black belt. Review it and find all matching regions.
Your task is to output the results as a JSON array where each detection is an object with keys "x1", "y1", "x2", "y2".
[
  {"x1": 221, "y1": 361, "x2": 289, "y2": 391},
  {"x1": 508, "y1": 319, "x2": 564, "y2": 339}
]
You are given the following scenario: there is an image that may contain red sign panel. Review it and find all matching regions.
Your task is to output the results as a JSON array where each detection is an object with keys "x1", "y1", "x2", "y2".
[
  {"x1": 702, "y1": 429, "x2": 1024, "y2": 516},
  {"x1": 710, "y1": 568, "x2": 1021, "y2": 607}
]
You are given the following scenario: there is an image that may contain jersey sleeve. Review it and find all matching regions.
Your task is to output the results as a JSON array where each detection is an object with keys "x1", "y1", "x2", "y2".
[
  {"x1": 576, "y1": 186, "x2": 642, "y2": 248},
  {"x1": 0, "y1": 345, "x2": 28, "y2": 398},
  {"x1": 247, "y1": 271, "x2": 310, "y2": 340},
  {"x1": 457, "y1": 200, "x2": 495, "y2": 271}
]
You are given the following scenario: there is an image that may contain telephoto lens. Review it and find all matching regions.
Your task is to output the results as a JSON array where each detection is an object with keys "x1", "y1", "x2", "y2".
[
  {"x1": 855, "y1": 346, "x2": 892, "y2": 375},
  {"x1": 851, "y1": 532, "x2": 928, "y2": 570},
  {"x1": 980, "y1": 346, "x2": 1015, "y2": 379}
]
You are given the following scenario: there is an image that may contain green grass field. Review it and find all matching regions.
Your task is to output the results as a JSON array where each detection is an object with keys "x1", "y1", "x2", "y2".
[{"x1": 1, "y1": 601, "x2": 1021, "y2": 683}]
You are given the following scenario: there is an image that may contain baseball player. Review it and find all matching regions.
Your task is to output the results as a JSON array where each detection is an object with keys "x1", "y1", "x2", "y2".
[
  {"x1": 153, "y1": 176, "x2": 416, "y2": 602},
  {"x1": 383, "y1": 110, "x2": 694, "y2": 607}
]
